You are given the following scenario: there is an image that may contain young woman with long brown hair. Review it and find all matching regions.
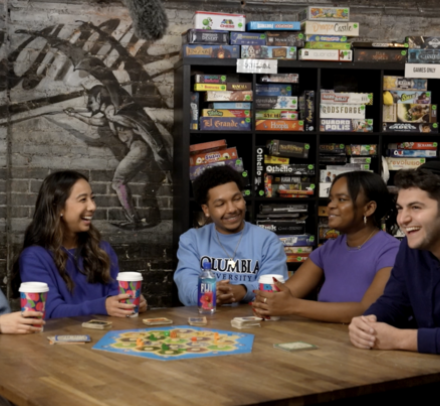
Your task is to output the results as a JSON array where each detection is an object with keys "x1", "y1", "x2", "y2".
[{"x1": 12, "y1": 170, "x2": 146, "y2": 319}]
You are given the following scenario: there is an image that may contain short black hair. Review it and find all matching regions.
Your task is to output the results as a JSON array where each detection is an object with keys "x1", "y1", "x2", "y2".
[
  {"x1": 395, "y1": 165, "x2": 440, "y2": 204},
  {"x1": 193, "y1": 166, "x2": 244, "y2": 205},
  {"x1": 332, "y1": 171, "x2": 393, "y2": 228}
]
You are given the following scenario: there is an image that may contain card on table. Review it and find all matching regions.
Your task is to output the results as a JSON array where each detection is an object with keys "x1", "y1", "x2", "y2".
[
  {"x1": 47, "y1": 335, "x2": 91, "y2": 345},
  {"x1": 273, "y1": 341, "x2": 318, "y2": 352},
  {"x1": 188, "y1": 317, "x2": 208, "y2": 326},
  {"x1": 142, "y1": 317, "x2": 173, "y2": 326},
  {"x1": 82, "y1": 319, "x2": 113, "y2": 330}
]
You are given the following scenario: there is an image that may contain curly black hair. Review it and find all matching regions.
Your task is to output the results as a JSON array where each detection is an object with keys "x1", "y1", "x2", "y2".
[
  {"x1": 395, "y1": 166, "x2": 440, "y2": 204},
  {"x1": 193, "y1": 166, "x2": 244, "y2": 205}
]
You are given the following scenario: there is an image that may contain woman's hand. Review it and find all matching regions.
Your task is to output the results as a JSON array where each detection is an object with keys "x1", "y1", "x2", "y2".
[
  {"x1": 251, "y1": 279, "x2": 297, "y2": 317},
  {"x1": 0, "y1": 311, "x2": 45, "y2": 334},
  {"x1": 105, "y1": 294, "x2": 136, "y2": 317},
  {"x1": 139, "y1": 295, "x2": 147, "y2": 313}
]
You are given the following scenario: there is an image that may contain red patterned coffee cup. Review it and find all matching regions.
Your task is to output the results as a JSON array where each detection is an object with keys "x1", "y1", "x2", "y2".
[{"x1": 117, "y1": 272, "x2": 143, "y2": 317}]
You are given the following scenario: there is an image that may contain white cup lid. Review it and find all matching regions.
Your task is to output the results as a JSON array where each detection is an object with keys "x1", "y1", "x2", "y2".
[
  {"x1": 258, "y1": 274, "x2": 285, "y2": 284},
  {"x1": 19, "y1": 282, "x2": 49, "y2": 293},
  {"x1": 116, "y1": 272, "x2": 143, "y2": 282}
]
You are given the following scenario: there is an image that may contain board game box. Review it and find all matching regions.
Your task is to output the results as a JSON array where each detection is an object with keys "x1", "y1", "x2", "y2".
[
  {"x1": 265, "y1": 164, "x2": 315, "y2": 175},
  {"x1": 320, "y1": 119, "x2": 373, "y2": 132},
  {"x1": 256, "y1": 110, "x2": 299, "y2": 120},
  {"x1": 304, "y1": 42, "x2": 351, "y2": 50},
  {"x1": 256, "y1": 120, "x2": 304, "y2": 131},
  {"x1": 230, "y1": 32, "x2": 266, "y2": 45},
  {"x1": 383, "y1": 76, "x2": 428, "y2": 91},
  {"x1": 278, "y1": 235, "x2": 315, "y2": 247},
  {"x1": 299, "y1": 6, "x2": 349, "y2": 22},
  {"x1": 383, "y1": 104, "x2": 437, "y2": 123},
  {"x1": 255, "y1": 84, "x2": 292, "y2": 96},
  {"x1": 383, "y1": 90, "x2": 431, "y2": 104},
  {"x1": 202, "y1": 109, "x2": 250, "y2": 118},
  {"x1": 210, "y1": 102, "x2": 252, "y2": 109},
  {"x1": 299, "y1": 90, "x2": 315, "y2": 132},
  {"x1": 246, "y1": 21, "x2": 301, "y2": 31},
  {"x1": 382, "y1": 123, "x2": 439, "y2": 133},
  {"x1": 255, "y1": 96, "x2": 298, "y2": 109},
  {"x1": 351, "y1": 41, "x2": 407, "y2": 48},
  {"x1": 183, "y1": 29, "x2": 229, "y2": 44},
  {"x1": 195, "y1": 83, "x2": 252, "y2": 92},
  {"x1": 257, "y1": 222, "x2": 306, "y2": 234},
  {"x1": 190, "y1": 147, "x2": 238, "y2": 166},
  {"x1": 190, "y1": 92, "x2": 199, "y2": 130},
  {"x1": 267, "y1": 139, "x2": 309, "y2": 158},
  {"x1": 387, "y1": 149, "x2": 437, "y2": 158},
  {"x1": 241, "y1": 45, "x2": 297, "y2": 60},
  {"x1": 190, "y1": 139, "x2": 226, "y2": 154},
  {"x1": 320, "y1": 90, "x2": 373, "y2": 105},
  {"x1": 354, "y1": 49, "x2": 407, "y2": 63},
  {"x1": 205, "y1": 91, "x2": 253, "y2": 102},
  {"x1": 345, "y1": 144, "x2": 377, "y2": 156},
  {"x1": 199, "y1": 117, "x2": 251, "y2": 131},
  {"x1": 301, "y1": 21, "x2": 359, "y2": 36},
  {"x1": 407, "y1": 49, "x2": 440, "y2": 63},
  {"x1": 298, "y1": 49, "x2": 352, "y2": 61},
  {"x1": 385, "y1": 157, "x2": 426, "y2": 170},
  {"x1": 93, "y1": 327, "x2": 254, "y2": 360},
  {"x1": 388, "y1": 141, "x2": 437, "y2": 150},
  {"x1": 406, "y1": 36, "x2": 440, "y2": 49},
  {"x1": 194, "y1": 74, "x2": 227, "y2": 84},
  {"x1": 265, "y1": 32, "x2": 304, "y2": 47},
  {"x1": 320, "y1": 143, "x2": 345, "y2": 154},
  {"x1": 320, "y1": 104, "x2": 366, "y2": 119},
  {"x1": 264, "y1": 155, "x2": 290, "y2": 164},
  {"x1": 183, "y1": 45, "x2": 240, "y2": 58},
  {"x1": 305, "y1": 35, "x2": 347, "y2": 42},
  {"x1": 189, "y1": 158, "x2": 245, "y2": 181},
  {"x1": 260, "y1": 74, "x2": 299, "y2": 83},
  {"x1": 193, "y1": 11, "x2": 246, "y2": 31}
]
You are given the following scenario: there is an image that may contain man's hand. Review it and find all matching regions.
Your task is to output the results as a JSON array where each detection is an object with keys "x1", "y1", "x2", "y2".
[
  {"x1": 349, "y1": 315, "x2": 378, "y2": 349},
  {"x1": 105, "y1": 294, "x2": 136, "y2": 317},
  {"x1": 0, "y1": 311, "x2": 45, "y2": 334},
  {"x1": 216, "y1": 281, "x2": 246, "y2": 305},
  {"x1": 251, "y1": 278, "x2": 296, "y2": 317}
]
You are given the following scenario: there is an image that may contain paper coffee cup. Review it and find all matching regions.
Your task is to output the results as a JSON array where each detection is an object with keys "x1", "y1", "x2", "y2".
[
  {"x1": 19, "y1": 282, "x2": 49, "y2": 330},
  {"x1": 117, "y1": 272, "x2": 143, "y2": 317},
  {"x1": 258, "y1": 274, "x2": 286, "y2": 321}
]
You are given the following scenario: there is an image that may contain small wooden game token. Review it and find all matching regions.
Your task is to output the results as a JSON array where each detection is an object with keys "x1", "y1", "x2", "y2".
[
  {"x1": 191, "y1": 337, "x2": 197, "y2": 342},
  {"x1": 170, "y1": 331, "x2": 177, "y2": 339},
  {"x1": 136, "y1": 338, "x2": 143, "y2": 348},
  {"x1": 164, "y1": 331, "x2": 170, "y2": 337}
]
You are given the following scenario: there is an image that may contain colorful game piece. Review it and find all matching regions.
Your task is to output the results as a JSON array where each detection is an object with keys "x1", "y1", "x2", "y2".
[{"x1": 92, "y1": 326, "x2": 254, "y2": 361}]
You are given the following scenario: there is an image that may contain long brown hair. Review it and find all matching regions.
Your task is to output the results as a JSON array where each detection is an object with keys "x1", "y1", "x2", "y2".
[{"x1": 11, "y1": 171, "x2": 111, "y2": 296}]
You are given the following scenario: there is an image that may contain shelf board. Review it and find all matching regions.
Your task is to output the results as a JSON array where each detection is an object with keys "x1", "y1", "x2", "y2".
[
  {"x1": 177, "y1": 58, "x2": 407, "y2": 71},
  {"x1": 255, "y1": 197, "x2": 316, "y2": 203},
  {"x1": 190, "y1": 130, "x2": 253, "y2": 135}
]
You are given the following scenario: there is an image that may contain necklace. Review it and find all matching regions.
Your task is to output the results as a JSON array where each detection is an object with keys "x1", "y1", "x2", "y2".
[
  {"x1": 346, "y1": 229, "x2": 377, "y2": 251},
  {"x1": 215, "y1": 223, "x2": 244, "y2": 267}
]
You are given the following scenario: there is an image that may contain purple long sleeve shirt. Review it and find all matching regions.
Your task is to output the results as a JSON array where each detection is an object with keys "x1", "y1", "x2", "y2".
[
  {"x1": 366, "y1": 237, "x2": 440, "y2": 354},
  {"x1": 19, "y1": 242, "x2": 119, "y2": 319}
]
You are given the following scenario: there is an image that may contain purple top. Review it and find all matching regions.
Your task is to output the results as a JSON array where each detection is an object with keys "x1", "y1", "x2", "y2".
[
  {"x1": 19, "y1": 242, "x2": 119, "y2": 319},
  {"x1": 309, "y1": 231, "x2": 400, "y2": 302}
]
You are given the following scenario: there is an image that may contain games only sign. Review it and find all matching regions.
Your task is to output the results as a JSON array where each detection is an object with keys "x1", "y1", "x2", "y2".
[{"x1": 405, "y1": 63, "x2": 440, "y2": 78}]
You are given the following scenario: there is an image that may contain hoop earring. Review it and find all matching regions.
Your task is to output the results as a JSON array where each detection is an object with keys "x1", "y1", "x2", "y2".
[
  {"x1": 364, "y1": 216, "x2": 367, "y2": 224},
  {"x1": 60, "y1": 214, "x2": 63, "y2": 217}
]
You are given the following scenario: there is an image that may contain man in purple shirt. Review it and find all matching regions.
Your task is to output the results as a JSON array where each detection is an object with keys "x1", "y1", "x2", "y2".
[{"x1": 349, "y1": 161, "x2": 440, "y2": 354}]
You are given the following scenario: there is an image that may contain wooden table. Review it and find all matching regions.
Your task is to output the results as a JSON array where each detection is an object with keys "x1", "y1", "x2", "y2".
[{"x1": 1, "y1": 305, "x2": 440, "y2": 406}]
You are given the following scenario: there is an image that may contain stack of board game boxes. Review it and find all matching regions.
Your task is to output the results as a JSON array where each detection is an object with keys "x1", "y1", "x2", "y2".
[
  {"x1": 384, "y1": 141, "x2": 437, "y2": 171},
  {"x1": 257, "y1": 204, "x2": 315, "y2": 267},
  {"x1": 193, "y1": 74, "x2": 253, "y2": 131},
  {"x1": 319, "y1": 144, "x2": 377, "y2": 198},
  {"x1": 298, "y1": 6, "x2": 357, "y2": 62},
  {"x1": 255, "y1": 142, "x2": 315, "y2": 198},
  {"x1": 319, "y1": 90, "x2": 373, "y2": 132},
  {"x1": 351, "y1": 40, "x2": 407, "y2": 64},
  {"x1": 382, "y1": 76, "x2": 438, "y2": 134},
  {"x1": 189, "y1": 140, "x2": 250, "y2": 194},
  {"x1": 317, "y1": 205, "x2": 340, "y2": 245},
  {"x1": 255, "y1": 74, "x2": 314, "y2": 132}
]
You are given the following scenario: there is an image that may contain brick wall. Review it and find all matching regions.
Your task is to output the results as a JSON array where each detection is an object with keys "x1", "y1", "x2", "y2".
[{"x1": 1, "y1": 0, "x2": 440, "y2": 308}]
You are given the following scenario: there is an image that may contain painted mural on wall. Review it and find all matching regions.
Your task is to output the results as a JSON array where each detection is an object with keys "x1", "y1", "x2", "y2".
[{"x1": 1, "y1": 2, "x2": 180, "y2": 232}]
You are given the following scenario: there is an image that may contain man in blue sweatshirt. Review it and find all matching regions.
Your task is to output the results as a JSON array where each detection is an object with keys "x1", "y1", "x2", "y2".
[
  {"x1": 349, "y1": 161, "x2": 440, "y2": 354},
  {"x1": 174, "y1": 165, "x2": 288, "y2": 306}
]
